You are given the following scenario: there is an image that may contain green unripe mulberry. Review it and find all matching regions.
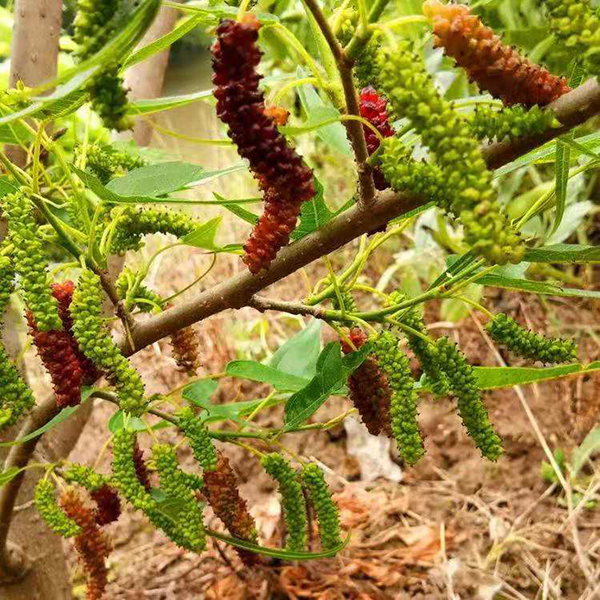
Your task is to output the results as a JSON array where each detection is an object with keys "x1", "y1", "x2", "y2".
[
  {"x1": 110, "y1": 207, "x2": 201, "y2": 254},
  {"x1": 63, "y1": 463, "x2": 108, "y2": 491},
  {"x1": 333, "y1": 7, "x2": 358, "y2": 46},
  {"x1": 302, "y1": 463, "x2": 341, "y2": 551},
  {"x1": 116, "y1": 267, "x2": 165, "y2": 313},
  {"x1": 4, "y1": 190, "x2": 62, "y2": 332},
  {"x1": 468, "y1": 105, "x2": 558, "y2": 142},
  {"x1": 487, "y1": 314, "x2": 577, "y2": 364},
  {"x1": 355, "y1": 33, "x2": 383, "y2": 91},
  {"x1": 71, "y1": 269, "x2": 146, "y2": 416},
  {"x1": 376, "y1": 43, "x2": 524, "y2": 266},
  {"x1": 176, "y1": 407, "x2": 218, "y2": 472},
  {"x1": 0, "y1": 253, "x2": 14, "y2": 313},
  {"x1": 262, "y1": 453, "x2": 308, "y2": 552},
  {"x1": 78, "y1": 143, "x2": 148, "y2": 185},
  {"x1": 370, "y1": 331, "x2": 425, "y2": 465},
  {"x1": 35, "y1": 479, "x2": 81, "y2": 538},
  {"x1": 436, "y1": 338, "x2": 503, "y2": 461},
  {"x1": 153, "y1": 444, "x2": 206, "y2": 552},
  {"x1": 330, "y1": 288, "x2": 357, "y2": 315}
]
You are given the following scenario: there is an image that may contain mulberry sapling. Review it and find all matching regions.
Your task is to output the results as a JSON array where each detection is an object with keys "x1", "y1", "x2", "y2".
[
  {"x1": 487, "y1": 313, "x2": 577, "y2": 364},
  {"x1": 341, "y1": 327, "x2": 391, "y2": 436},
  {"x1": 176, "y1": 407, "x2": 218, "y2": 472},
  {"x1": 302, "y1": 463, "x2": 342, "y2": 551},
  {"x1": 5, "y1": 190, "x2": 62, "y2": 331},
  {"x1": 423, "y1": 0, "x2": 571, "y2": 107},
  {"x1": 71, "y1": 269, "x2": 146, "y2": 416},
  {"x1": 212, "y1": 15, "x2": 315, "y2": 273},
  {"x1": 261, "y1": 453, "x2": 308, "y2": 552},
  {"x1": 377, "y1": 43, "x2": 525, "y2": 265},
  {"x1": 436, "y1": 337, "x2": 503, "y2": 461},
  {"x1": 153, "y1": 444, "x2": 206, "y2": 552},
  {"x1": 35, "y1": 479, "x2": 81, "y2": 538},
  {"x1": 371, "y1": 331, "x2": 425, "y2": 465}
]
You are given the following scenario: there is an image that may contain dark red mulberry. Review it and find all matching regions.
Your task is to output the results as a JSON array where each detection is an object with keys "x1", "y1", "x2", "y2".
[
  {"x1": 90, "y1": 484, "x2": 121, "y2": 526},
  {"x1": 27, "y1": 281, "x2": 99, "y2": 408},
  {"x1": 203, "y1": 451, "x2": 260, "y2": 566},
  {"x1": 60, "y1": 489, "x2": 111, "y2": 600},
  {"x1": 212, "y1": 15, "x2": 315, "y2": 273},
  {"x1": 359, "y1": 86, "x2": 396, "y2": 190},
  {"x1": 132, "y1": 440, "x2": 152, "y2": 491},
  {"x1": 423, "y1": 0, "x2": 571, "y2": 107},
  {"x1": 341, "y1": 328, "x2": 391, "y2": 436}
]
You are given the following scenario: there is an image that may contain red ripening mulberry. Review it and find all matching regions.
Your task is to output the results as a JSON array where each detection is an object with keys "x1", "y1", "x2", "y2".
[
  {"x1": 423, "y1": 0, "x2": 571, "y2": 107},
  {"x1": 359, "y1": 86, "x2": 395, "y2": 190},
  {"x1": 60, "y1": 489, "x2": 111, "y2": 600},
  {"x1": 341, "y1": 328, "x2": 391, "y2": 436},
  {"x1": 90, "y1": 485, "x2": 121, "y2": 526},
  {"x1": 212, "y1": 15, "x2": 315, "y2": 273},
  {"x1": 27, "y1": 282, "x2": 99, "y2": 408},
  {"x1": 133, "y1": 440, "x2": 152, "y2": 491},
  {"x1": 203, "y1": 451, "x2": 260, "y2": 566},
  {"x1": 167, "y1": 305, "x2": 202, "y2": 376}
]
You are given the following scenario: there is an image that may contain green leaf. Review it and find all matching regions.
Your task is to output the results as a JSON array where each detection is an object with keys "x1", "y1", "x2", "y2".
[
  {"x1": 124, "y1": 14, "x2": 208, "y2": 69},
  {"x1": 474, "y1": 274, "x2": 600, "y2": 300},
  {"x1": 176, "y1": 2, "x2": 279, "y2": 24},
  {"x1": 0, "y1": 387, "x2": 96, "y2": 447},
  {"x1": 290, "y1": 179, "x2": 335, "y2": 240},
  {"x1": 106, "y1": 161, "x2": 206, "y2": 197},
  {"x1": 182, "y1": 379, "x2": 219, "y2": 405},
  {"x1": 0, "y1": 176, "x2": 17, "y2": 197},
  {"x1": 572, "y1": 426, "x2": 600, "y2": 476},
  {"x1": 0, "y1": 466, "x2": 26, "y2": 488},
  {"x1": 181, "y1": 217, "x2": 222, "y2": 250},
  {"x1": 270, "y1": 319, "x2": 322, "y2": 379},
  {"x1": 226, "y1": 361, "x2": 309, "y2": 391},
  {"x1": 108, "y1": 409, "x2": 170, "y2": 432},
  {"x1": 222, "y1": 199, "x2": 260, "y2": 226},
  {"x1": 283, "y1": 343, "x2": 371, "y2": 431},
  {"x1": 524, "y1": 244, "x2": 600, "y2": 264},
  {"x1": 128, "y1": 89, "x2": 213, "y2": 116},
  {"x1": 551, "y1": 138, "x2": 570, "y2": 235}
]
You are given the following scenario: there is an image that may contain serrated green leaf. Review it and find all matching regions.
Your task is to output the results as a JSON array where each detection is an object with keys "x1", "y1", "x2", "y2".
[
  {"x1": 290, "y1": 179, "x2": 334, "y2": 240},
  {"x1": 226, "y1": 361, "x2": 309, "y2": 391},
  {"x1": 128, "y1": 89, "x2": 214, "y2": 116},
  {"x1": 182, "y1": 379, "x2": 219, "y2": 406},
  {"x1": 551, "y1": 138, "x2": 570, "y2": 235}
]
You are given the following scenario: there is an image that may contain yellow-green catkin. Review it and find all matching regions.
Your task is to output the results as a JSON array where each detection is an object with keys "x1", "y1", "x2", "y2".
[
  {"x1": 4, "y1": 190, "x2": 62, "y2": 332},
  {"x1": 71, "y1": 269, "x2": 146, "y2": 416},
  {"x1": 77, "y1": 143, "x2": 148, "y2": 184},
  {"x1": 334, "y1": 6, "x2": 358, "y2": 45},
  {"x1": 302, "y1": 463, "x2": 342, "y2": 551},
  {"x1": 370, "y1": 331, "x2": 425, "y2": 465},
  {"x1": 436, "y1": 337, "x2": 503, "y2": 461},
  {"x1": 109, "y1": 207, "x2": 201, "y2": 254},
  {"x1": 152, "y1": 443, "x2": 206, "y2": 552},
  {"x1": 330, "y1": 287, "x2": 357, "y2": 314},
  {"x1": 468, "y1": 105, "x2": 558, "y2": 141},
  {"x1": 487, "y1": 313, "x2": 578, "y2": 364},
  {"x1": 261, "y1": 453, "x2": 308, "y2": 552},
  {"x1": 542, "y1": 0, "x2": 600, "y2": 73},
  {"x1": 116, "y1": 267, "x2": 165, "y2": 313},
  {"x1": 176, "y1": 407, "x2": 218, "y2": 472},
  {"x1": 35, "y1": 479, "x2": 81, "y2": 538},
  {"x1": 355, "y1": 32, "x2": 383, "y2": 91},
  {"x1": 376, "y1": 42, "x2": 525, "y2": 265},
  {"x1": 63, "y1": 463, "x2": 108, "y2": 491}
]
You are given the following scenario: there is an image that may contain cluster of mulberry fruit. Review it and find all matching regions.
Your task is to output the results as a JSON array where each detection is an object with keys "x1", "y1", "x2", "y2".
[
  {"x1": 436, "y1": 337, "x2": 503, "y2": 461},
  {"x1": 542, "y1": 0, "x2": 600, "y2": 74},
  {"x1": 5, "y1": 190, "x2": 62, "y2": 332},
  {"x1": 423, "y1": 0, "x2": 571, "y2": 107},
  {"x1": 359, "y1": 86, "x2": 395, "y2": 190},
  {"x1": 27, "y1": 281, "x2": 98, "y2": 409},
  {"x1": 116, "y1": 267, "x2": 165, "y2": 313},
  {"x1": 331, "y1": 288, "x2": 358, "y2": 315},
  {"x1": 341, "y1": 327, "x2": 391, "y2": 436},
  {"x1": 371, "y1": 331, "x2": 425, "y2": 465},
  {"x1": 35, "y1": 479, "x2": 81, "y2": 538},
  {"x1": 377, "y1": 42, "x2": 525, "y2": 265},
  {"x1": 203, "y1": 451, "x2": 260, "y2": 565},
  {"x1": 302, "y1": 463, "x2": 342, "y2": 551},
  {"x1": 468, "y1": 105, "x2": 558, "y2": 141},
  {"x1": 169, "y1": 316, "x2": 202, "y2": 376},
  {"x1": 176, "y1": 406, "x2": 218, "y2": 472},
  {"x1": 487, "y1": 313, "x2": 578, "y2": 364},
  {"x1": 79, "y1": 143, "x2": 148, "y2": 184},
  {"x1": 212, "y1": 15, "x2": 315, "y2": 273},
  {"x1": 60, "y1": 489, "x2": 112, "y2": 600},
  {"x1": 333, "y1": 6, "x2": 358, "y2": 46},
  {"x1": 261, "y1": 453, "x2": 308, "y2": 552},
  {"x1": 71, "y1": 269, "x2": 146, "y2": 416}
]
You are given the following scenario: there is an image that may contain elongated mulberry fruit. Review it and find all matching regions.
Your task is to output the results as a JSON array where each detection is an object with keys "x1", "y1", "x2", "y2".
[
  {"x1": 153, "y1": 444, "x2": 206, "y2": 552},
  {"x1": 79, "y1": 142, "x2": 148, "y2": 184},
  {"x1": 341, "y1": 328, "x2": 391, "y2": 436},
  {"x1": 487, "y1": 313, "x2": 577, "y2": 364},
  {"x1": 436, "y1": 337, "x2": 503, "y2": 461},
  {"x1": 468, "y1": 105, "x2": 558, "y2": 141},
  {"x1": 423, "y1": 0, "x2": 571, "y2": 107},
  {"x1": 60, "y1": 489, "x2": 111, "y2": 600},
  {"x1": 71, "y1": 269, "x2": 146, "y2": 416},
  {"x1": 359, "y1": 86, "x2": 395, "y2": 189},
  {"x1": 262, "y1": 453, "x2": 308, "y2": 552},
  {"x1": 116, "y1": 268, "x2": 165, "y2": 313},
  {"x1": 5, "y1": 190, "x2": 62, "y2": 332},
  {"x1": 176, "y1": 407, "x2": 218, "y2": 472},
  {"x1": 35, "y1": 479, "x2": 81, "y2": 538},
  {"x1": 371, "y1": 331, "x2": 425, "y2": 465},
  {"x1": 132, "y1": 439, "x2": 152, "y2": 491},
  {"x1": 377, "y1": 42, "x2": 525, "y2": 265},
  {"x1": 212, "y1": 16, "x2": 315, "y2": 273},
  {"x1": 203, "y1": 451, "x2": 259, "y2": 565},
  {"x1": 169, "y1": 320, "x2": 202, "y2": 376},
  {"x1": 302, "y1": 463, "x2": 341, "y2": 551},
  {"x1": 331, "y1": 288, "x2": 358, "y2": 315}
]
